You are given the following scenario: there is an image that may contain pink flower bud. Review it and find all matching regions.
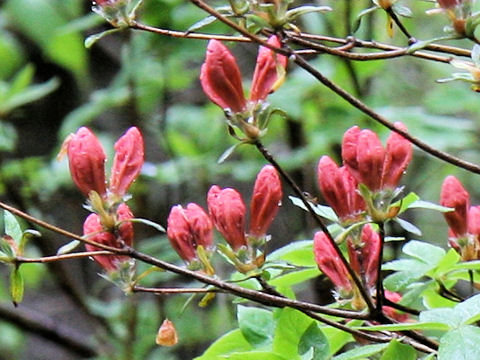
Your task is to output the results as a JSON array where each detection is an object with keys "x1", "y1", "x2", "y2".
[
  {"x1": 468, "y1": 205, "x2": 480, "y2": 235},
  {"x1": 341, "y1": 126, "x2": 361, "y2": 181},
  {"x1": 67, "y1": 127, "x2": 107, "y2": 197},
  {"x1": 248, "y1": 165, "x2": 283, "y2": 238},
  {"x1": 250, "y1": 35, "x2": 288, "y2": 102},
  {"x1": 440, "y1": 176, "x2": 469, "y2": 237},
  {"x1": 109, "y1": 127, "x2": 144, "y2": 197},
  {"x1": 116, "y1": 203, "x2": 134, "y2": 247},
  {"x1": 207, "y1": 185, "x2": 247, "y2": 250},
  {"x1": 356, "y1": 130, "x2": 385, "y2": 191},
  {"x1": 167, "y1": 203, "x2": 213, "y2": 263},
  {"x1": 317, "y1": 156, "x2": 365, "y2": 221},
  {"x1": 313, "y1": 231, "x2": 352, "y2": 293},
  {"x1": 382, "y1": 122, "x2": 412, "y2": 189},
  {"x1": 383, "y1": 290, "x2": 409, "y2": 322},
  {"x1": 83, "y1": 206, "x2": 133, "y2": 271},
  {"x1": 200, "y1": 40, "x2": 246, "y2": 113},
  {"x1": 437, "y1": 0, "x2": 460, "y2": 9},
  {"x1": 347, "y1": 225, "x2": 381, "y2": 288}
]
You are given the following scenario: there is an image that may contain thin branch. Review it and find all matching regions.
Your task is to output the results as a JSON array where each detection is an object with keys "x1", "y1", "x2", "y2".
[
  {"x1": 382, "y1": 298, "x2": 420, "y2": 316},
  {"x1": 375, "y1": 223, "x2": 386, "y2": 314},
  {"x1": 290, "y1": 52, "x2": 480, "y2": 175},
  {"x1": 15, "y1": 251, "x2": 114, "y2": 264},
  {"x1": 132, "y1": 286, "x2": 221, "y2": 294},
  {"x1": 385, "y1": 7, "x2": 414, "y2": 42}
]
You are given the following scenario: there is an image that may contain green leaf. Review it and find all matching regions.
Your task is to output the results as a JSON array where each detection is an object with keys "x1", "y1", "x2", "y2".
[
  {"x1": 4, "y1": 210, "x2": 22, "y2": 243},
  {"x1": 402, "y1": 240, "x2": 445, "y2": 266},
  {"x1": 187, "y1": 15, "x2": 220, "y2": 33},
  {"x1": 18, "y1": 229, "x2": 41, "y2": 255},
  {"x1": 84, "y1": 28, "x2": 123, "y2": 49},
  {"x1": 298, "y1": 322, "x2": 330, "y2": 360},
  {"x1": 286, "y1": 5, "x2": 331, "y2": 21},
  {"x1": 268, "y1": 240, "x2": 315, "y2": 267},
  {"x1": 434, "y1": 249, "x2": 460, "y2": 275},
  {"x1": 352, "y1": 6, "x2": 378, "y2": 33},
  {"x1": 393, "y1": 192, "x2": 419, "y2": 214},
  {"x1": 453, "y1": 294, "x2": 480, "y2": 325},
  {"x1": 407, "y1": 200, "x2": 452, "y2": 213},
  {"x1": 223, "y1": 351, "x2": 288, "y2": 360},
  {"x1": 380, "y1": 340, "x2": 416, "y2": 360},
  {"x1": 392, "y1": 4, "x2": 412, "y2": 17},
  {"x1": 419, "y1": 308, "x2": 458, "y2": 329},
  {"x1": 269, "y1": 268, "x2": 320, "y2": 288},
  {"x1": 237, "y1": 305, "x2": 275, "y2": 349},
  {"x1": 6, "y1": 64, "x2": 34, "y2": 97},
  {"x1": 57, "y1": 240, "x2": 81, "y2": 255},
  {"x1": 10, "y1": 267, "x2": 24, "y2": 306},
  {"x1": 288, "y1": 196, "x2": 338, "y2": 222},
  {"x1": 273, "y1": 308, "x2": 313, "y2": 359},
  {"x1": 394, "y1": 218, "x2": 422, "y2": 236},
  {"x1": 333, "y1": 343, "x2": 389, "y2": 360},
  {"x1": 384, "y1": 271, "x2": 422, "y2": 292},
  {"x1": 194, "y1": 329, "x2": 252, "y2": 360},
  {"x1": 131, "y1": 218, "x2": 165, "y2": 232},
  {"x1": 438, "y1": 326, "x2": 480, "y2": 360},
  {"x1": 0, "y1": 237, "x2": 15, "y2": 258},
  {"x1": 322, "y1": 325, "x2": 354, "y2": 354}
]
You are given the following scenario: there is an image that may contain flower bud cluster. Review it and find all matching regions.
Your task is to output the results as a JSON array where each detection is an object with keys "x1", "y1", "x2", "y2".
[
  {"x1": 166, "y1": 165, "x2": 282, "y2": 273},
  {"x1": 200, "y1": 36, "x2": 287, "y2": 140},
  {"x1": 64, "y1": 127, "x2": 144, "y2": 272},
  {"x1": 440, "y1": 175, "x2": 480, "y2": 260}
]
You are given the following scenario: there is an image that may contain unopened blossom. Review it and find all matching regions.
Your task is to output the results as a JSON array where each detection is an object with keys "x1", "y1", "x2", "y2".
[
  {"x1": 248, "y1": 165, "x2": 283, "y2": 238},
  {"x1": 440, "y1": 175, "x2": 469, "y2": 237},
  {"x1": 342, "y1": 123, "x2": 412, "y2": 192},
  {"x1": 200, "y1": 35, "x2": 287, "y2": 113},
  {"x1": 383, "y1": 290, "x2": 409, "y2": 322},
  {"x1": 167, "y1": 203, "x2": 213, "y2": 263},
  {"x1": 437, "y1": 0, "x2": 461, "y2": 9},
  {"x1": 313, "y1": 231, "x2": 352, "y2": 294},
  {"x1": 250, "y1": 36, "x2": 288, "y2": 102},
  {"x1": 200, "y1": 40, "x2": 247, "y2": 113},
  {"x1": 66, "y1": 127, "x2": 107, "y2": 197},
  {"x1": 109, "y1": 127, "x2": 145, "y2": 197},
  {"x1": 83, "y1": 203, "x2": 134, "y2": 271},
  {"x1": 207, "y1": 186, "x2": 247, "y2": 250},
  {"x1": 347, "y1": 225, "x2": 381, "y2": 288},
  {"x1": 317, "y1": 156, "x2": 365, "y2": 222}
]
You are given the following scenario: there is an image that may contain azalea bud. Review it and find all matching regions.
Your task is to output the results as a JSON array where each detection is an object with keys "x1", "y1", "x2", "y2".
[
  {"x1": 116, "y1": 203, "x2": 134, "y2": 247},
  {"x1": 156, "y1": 319, "x2": 178, "y2": 346},
  {"x1": 67, "y1": 127, "x2": 107, "y2": 197},
  {"x1": 109, "y1": 127, "x2": 144, "y2": 197},
  {"x1": 383, "y1": 290, "x2": 409, "y2": 322},
  {"x1": 356, "y1": 130, "x2": 385, "y2": 191},
  {"x1": 382, "y1": 122, "x2": 412, "y2": 189},
  {"x1": 440, "y1": 176, "x2": 469, "y2": 237},
  {"x1": 317, "y1": 156, "x2": 365, "y2": 222},
  {"x1": 468, "y1": 205, "x2": 480, "y2": 235},
  {"x1": 250, "y1": 35, "x2": 288, "y2": 102},
  {"x1": 249, "y1": 165, "x2": 283, "y2": 238},
  {"x1": 83, "y1": 209, "x2": 132, "y2": 271},
  {"x1": 200, "y1": 40, "x2": 246, "y2": 113},
  {"x1": 313, "y1": 231, "x2": 352, "y2": 294},
  {"x1": 167, "y1": 203, "x2": 213, "y2": 263},
  {"x1": 437, "y1": 0, "x2": 460, "y2": 9},
  {"x1": 207, "y1": 185, "x2": 247, "y2": 250},
  {"x1": 347, "y1": 225, "x2": 381, "y2": 288},
  {"x1": 341, "y1": 126, "x2": 361, "y2": 181}
]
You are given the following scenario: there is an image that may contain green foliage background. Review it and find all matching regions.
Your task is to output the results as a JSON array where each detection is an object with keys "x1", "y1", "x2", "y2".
[{"x1": 0, "y1": 0, "x2": 479, "y2": 358}]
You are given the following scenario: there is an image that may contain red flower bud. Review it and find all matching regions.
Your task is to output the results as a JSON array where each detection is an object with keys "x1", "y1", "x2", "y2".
[
  {"x1": 317, "y1": 156, "x2": 365, "y2": 221},
  {"x1": 109, "y1": 127, "x2": 144, "y2": 197},
  {"x1": 249, "y1": 165, "x2": 283, "y2": 238},
  {"x1": 167, "y1": 203, "x2": 213, "y2": 263},
  {"x1": 440, "y1": 175, "x2": 469, "y2": 237},
  {"x1": 341, "y1": 126, "x2": 361, "y2": 181},
  {"x1": 250, "y1": 35, "x2": 288, "y2": 102},
  {"x1": 207, "y1": 185, "x2": 247, "y2": 250},
  {"x1": 200, "y1": 40, "x2": 246, "y2": 113},
  {"x1": 382, "y1": 122, "x2": 412, "y2": 189},
  {"x1": 313, "y1": 231, "x2": 352, "y2": 293},
  {"x1": 356, "y1": 129, "x2": 385, "y2": 191},
  {"x1": 347, "y1": 225, "x2": 381, "y2": 288},
  {"x1": 83, "y1": 205, "x2": 134, "y2": 271},
  {"x1": 437, "y1": 0, "x2": 460, "y2": 9},
  {"x1": 383, "y1": 290, "x2": 409, "y2": 322},
  {"x1": 468, "y1": 205, "x2": 480, "y2": 235},
  {"x1": 67, "y1": 127, "x2": 107, "y2": 197}
]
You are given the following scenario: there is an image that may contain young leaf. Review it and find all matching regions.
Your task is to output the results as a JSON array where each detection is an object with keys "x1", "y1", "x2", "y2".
[
  {"x1": 4, "y1": 210, "x2": 23, "y2": 243},
  {"x1": 84, "y1": 28, "x2": 122, "y2": 49},
  {"x1": 394, "y1": 218, "x2": 422, "y2": 236},
  {"x1": 237, "y1": 305, "x2": 275, "y2": 349},
  {"x1": 272, "y1": 308, "x2": 313, "y2": 359},
  {"x1": 288, "y1": 196, "x2": 338, "y2": 222},
  {"x1": 194, "y1": 329, "x2": 252, "y2": 360},
  {"x1": 130, "y1": 218, "x2": 165, "y2": 232},
  {"x1": 333, "y1": 342, "x2": 389, "y2": 360},
  {"x1": 268, "y1": 240, "x2": 315, "y2": 267},
  {"x1": 298, "y1": 322, "x2": 330, "y2": 360},
  {"x1": 438, "y1": 325, "x2": 480, "y2": 360},
  {"x1": 10, "y1": 267, "x2": 24, "y2": 306},
  {"x1": 380, "y1": 340, "x2": 416, "y2": 360},
  {"x1": 57, "y1": 240, "x2": 81, "y2": 255}
]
